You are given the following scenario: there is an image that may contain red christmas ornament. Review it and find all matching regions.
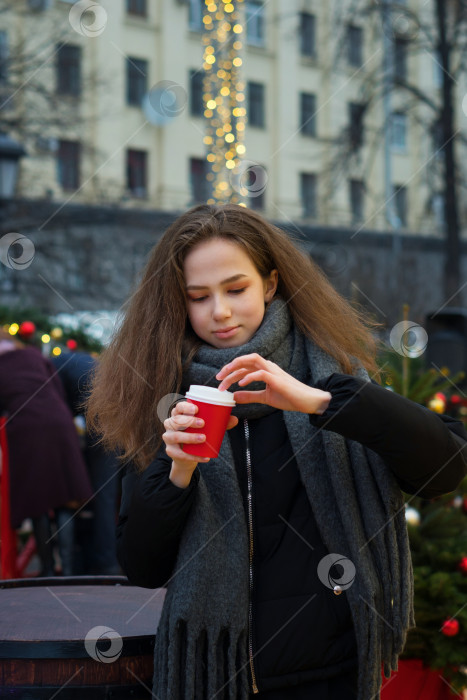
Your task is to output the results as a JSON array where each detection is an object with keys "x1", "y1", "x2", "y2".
[
  {"x1": 66, "y1": 339, "x2": 78, "y2": 350},
  {"x1": 458, "y1": 557, "x2": 467, "y2": 576},
  {"x1": 450, "y1": 395, "x2": 462, "y2": 405},
  {"x1": 18, "y1": 321, "x2": 36, "y2": 338},
  {"x1": 463, "y1": 498, "x2": 467, "y2": 515},
  {"x1": 441, "y1": 618, "x2": 460, "y2": 637},
  {"x1": 435, "y1": 392, "x2": 446, "y2": 401}
]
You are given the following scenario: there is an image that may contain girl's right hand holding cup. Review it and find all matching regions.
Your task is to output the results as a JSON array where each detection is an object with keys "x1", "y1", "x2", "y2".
[
  {"x1": 163, "y1": 401, "x2": 208, "y2": 488},
  {"x1": 163, "y1": 401, "x2": 238, "y2": 488}
]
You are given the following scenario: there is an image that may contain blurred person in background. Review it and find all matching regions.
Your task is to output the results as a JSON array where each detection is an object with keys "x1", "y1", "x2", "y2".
[
  {"x1": 52, "y1": 350, "x2": 121, "y2": 575},
  {"x1": 0, "y1": 329, "x2": 93, "y2": 576}
]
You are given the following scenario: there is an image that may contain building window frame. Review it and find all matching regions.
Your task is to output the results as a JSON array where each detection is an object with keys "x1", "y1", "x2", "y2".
[
  {"x1": 299, "y1": 92, "x2": 317, "y2": 137},
  {"x1": 349, "y1": 179, "x2": 365, "y2": 222},
  {"x1": 126, "y1": 149, "x2": 148, "y2": 198},
  {"x1": 300, "y1": 172, "x2": 317, "y2": 218},
  {"x1": 0, "y1": 31, "x2": 8, "y2": 84},
  {"x1": 126, "y1": 0, "x2": 147, "y2": 16},
  {"x1": 126, "y1": 57, "x2": 148, "y2": 107},
  {"x1": 247, "y1": 164, "x2": 266, "y2": 210},
  {"x1": 348, "y1": 102, "x2": 365, "y2": 150},
  {"x1": 431, "y1": 119, "x2": 444, "y2": 160},
  {"x1": 247, "y1": 81, "x2": 265, "y2": 128},
  {"x1": 431, "y1": 192, "x2": 445, "y2": 228},
  {"x1": 347, "y1": 25, "x2": 363, "y2": 67},
  {"x1": 189, "y1": 69, "x2": 204, "y2": 117},
  {"x1": 190, "y1": 157, "x2": 210, "y2": 204},
  {"x1": 57, "y1": 139, "x2": 81, "y2": 191},
  {"x1": 393, "y1": 184, "x2": 408, "y2": 227},
  {"x1": 394, "y1": 38, "x2": 408, "y2": 82},
  {"x1": 432, "y1": 50, "x2": 443, "y2": 88},
  {"x1": 246, "y1": 1, "x2": 265, "y2": 47},
  {"x1": 188, "y1": 0, "x2": 204, "y2": 31},
  {"x1": 391, "y1": 112, "x2": 407, "y2": 152},
  {"x1": 299, "y1": 12, "x2": 316, "y2": 58},
  {"x1": 56, "y1": 44, "x2": 81, "y2": 96}
]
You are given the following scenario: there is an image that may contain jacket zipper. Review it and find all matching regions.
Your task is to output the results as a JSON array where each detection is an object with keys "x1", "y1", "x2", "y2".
[{"x1": 244, "y1": 418, "x2": 259, "y2": 694}]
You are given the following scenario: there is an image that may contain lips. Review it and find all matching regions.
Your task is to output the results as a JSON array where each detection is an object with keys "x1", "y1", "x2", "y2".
[{"x1": 213, "y1": 326, "x2": 239, "y2": 339}]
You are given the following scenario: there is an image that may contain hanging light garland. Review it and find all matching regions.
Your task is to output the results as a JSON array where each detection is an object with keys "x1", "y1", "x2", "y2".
[{"x1": 202, "y1": 0, "x2": 247, "y2": 205}]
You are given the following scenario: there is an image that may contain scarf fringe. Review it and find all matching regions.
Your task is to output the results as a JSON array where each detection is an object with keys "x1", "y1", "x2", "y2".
[{"x1": 153, "y1": 617, "x2": 249, "y2": 700}]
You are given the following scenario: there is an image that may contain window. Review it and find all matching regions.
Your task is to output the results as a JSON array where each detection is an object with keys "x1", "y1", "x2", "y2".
[
  {"x1": 246, "y1": 1, "x2": 265, "y2": 46},
  {"x1": 56, "y1": 44, "x2": 81, "y2": 96},
  {"x1": 57, "y1": 140, "x2": 80, "y2": 190},
  {"x1": 394, "y1": 39, "x2": 408, "y2": 81},
  {"x1": 432, "y1": 51, "x2": 443, "y2": 88},
  {"x1": 299, "y1": 92, "x2": 317, "y2": 137},
  {"x1": 126, "y1": 149, "x2": 147, "y2": 197},
  {"x1": 391, "y1": 112, "x2": 407, "y2": 151},
  {"x1": 127, "y1": 0, "x2": 146, "y2": 15},
  {"x1": 300, "y1": 173, "x2": 317, "y2": 218},
  {"x1": 432, "y1": 193, "x2": 445, "y2": 228},
  {"x1": 126, "y1": 57, "x2": 147, "y2": 106},
  {"x1": 300, "y1": 13, "x2": 316, "y2": 58},
  {"x1": 393, "y1": 185, "x2": 407, "y2": 226},
  {"x1": 190, "y1": 158, "x2": 210, "y2": 204},
  {"x1": 188, "y1": 0, "x2": 203, "y2": 31},
  {"x1": 247, "y1": 165, "x2": 266, "y2": 210},
  {"x1": 0, "y1": 31, "x2": 8, "y2": 84},
  {"x1": 247, "y1": 82, "x2": 265, "y2": 128},
  {"x1": 348, "y1": 102, "x2": 364, "y2": 149},
  {"x1": 432, "y1": 119, "x2": 444, "y2": 159},
  {"x1": 349, "y1": 179, "x2": 364, "y2": 221},
  {"x1": 190, "y1": 69, "x2": 204, "y2": 117},
  {"x1": 347, "y1": 25, "x2": 363, "y2": 67}
]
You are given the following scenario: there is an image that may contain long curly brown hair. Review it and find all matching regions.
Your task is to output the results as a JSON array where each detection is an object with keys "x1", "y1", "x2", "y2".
[{"x1": 86, "y1": 203, "x2": 381, "y2": 471}]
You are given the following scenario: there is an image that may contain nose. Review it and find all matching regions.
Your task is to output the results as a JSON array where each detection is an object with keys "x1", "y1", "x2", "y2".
[{"x1": 212, "y1": 294, "x2": 232, "y2": 321}]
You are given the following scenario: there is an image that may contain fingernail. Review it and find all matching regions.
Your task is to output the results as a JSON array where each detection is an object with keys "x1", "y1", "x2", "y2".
[
  {"x1": 195, "y1": 419, "x2": 203, "y2": 427},
  {"x1": 197, "y1": 434, "x2": 205, "y2": 441}
]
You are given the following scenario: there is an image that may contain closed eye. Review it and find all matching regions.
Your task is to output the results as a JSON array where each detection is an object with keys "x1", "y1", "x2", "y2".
[{"x1": 188, "y1": 288, "x2": 246, "y2": 302}]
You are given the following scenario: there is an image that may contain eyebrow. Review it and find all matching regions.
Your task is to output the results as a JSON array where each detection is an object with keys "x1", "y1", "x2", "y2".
[{"x1": 186, "y1": 274, "x2": 249, "y2": 291}]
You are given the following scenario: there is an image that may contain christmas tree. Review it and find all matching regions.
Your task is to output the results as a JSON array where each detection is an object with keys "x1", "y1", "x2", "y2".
[
  {"x1": 379, "y1": 346, "x2": 467, "y2": 694},
  {"x1": 0, "y1": 305, "x2": 103, "y2": 354}
]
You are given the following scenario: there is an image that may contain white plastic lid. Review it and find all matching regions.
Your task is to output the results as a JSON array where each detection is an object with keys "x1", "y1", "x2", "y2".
[{"x1": 186, "y1": 385, "x2": 236, "y2": 406}]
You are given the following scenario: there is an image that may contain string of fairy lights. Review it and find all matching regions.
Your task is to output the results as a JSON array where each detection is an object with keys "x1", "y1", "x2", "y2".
[{"x1": 201, "y1": 0, "x2": 247, "y2": 205}]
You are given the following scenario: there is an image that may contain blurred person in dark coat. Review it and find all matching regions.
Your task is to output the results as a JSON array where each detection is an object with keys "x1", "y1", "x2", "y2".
[
  {"x1": 52, "y1": 351, "x2": 121, "y2": 575},
  {"x1": 0, "y1": 330, "x2": 93, "y2": 576}
]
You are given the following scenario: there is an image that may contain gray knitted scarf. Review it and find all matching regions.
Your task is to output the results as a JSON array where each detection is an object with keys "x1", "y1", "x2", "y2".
[{"x1": 152, "y1": 298, "x2": 415, "y2": 700}]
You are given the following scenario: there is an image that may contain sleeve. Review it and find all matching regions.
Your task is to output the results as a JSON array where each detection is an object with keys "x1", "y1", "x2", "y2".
[
  {"x1": 116, "y1": 447, "x2": 199, "y2": 588},
  {"x1": 309, "y1": 373, "x2": 467, "y2": 499}
]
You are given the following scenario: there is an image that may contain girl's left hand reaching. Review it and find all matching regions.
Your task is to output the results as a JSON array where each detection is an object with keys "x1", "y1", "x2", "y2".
[{"x1": 216, "y1": 353, "x2": 332, "y2": 415}]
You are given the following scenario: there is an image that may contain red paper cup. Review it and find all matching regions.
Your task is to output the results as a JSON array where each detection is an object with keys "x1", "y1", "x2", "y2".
[{"x1": 182, "y1": 385, "x2": 236, "y2": 459}]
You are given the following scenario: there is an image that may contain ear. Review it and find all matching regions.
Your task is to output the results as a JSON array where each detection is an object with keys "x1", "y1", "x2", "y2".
[{"x1": 264, "y1": 269, "x2": 278, "y2": 303}]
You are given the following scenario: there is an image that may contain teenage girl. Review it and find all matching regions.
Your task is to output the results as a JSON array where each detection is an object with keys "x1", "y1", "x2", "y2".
[{"x1": 87, "y1": 204, "x2": 467, "y2": 700}]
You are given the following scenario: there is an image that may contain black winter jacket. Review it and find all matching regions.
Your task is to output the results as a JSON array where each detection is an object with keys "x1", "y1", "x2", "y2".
[{"x1": 116, "y1": 374, "x2": 467, "y2": 696}]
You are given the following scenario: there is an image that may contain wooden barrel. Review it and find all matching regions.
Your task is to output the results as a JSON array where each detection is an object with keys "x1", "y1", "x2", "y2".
[{"x1": 0, "y1": 576, "x2": 166, "y2": 699}]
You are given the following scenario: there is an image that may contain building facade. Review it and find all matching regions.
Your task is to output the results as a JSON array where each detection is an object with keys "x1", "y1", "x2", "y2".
[{"x1": 1, "y1": 0, "x2": 466, "y2": 234}]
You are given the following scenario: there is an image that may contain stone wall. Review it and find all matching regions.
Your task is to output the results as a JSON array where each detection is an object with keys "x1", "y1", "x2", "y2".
[{"x1": 1, "y1": 200, "x2": 465, "y2": 333}]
